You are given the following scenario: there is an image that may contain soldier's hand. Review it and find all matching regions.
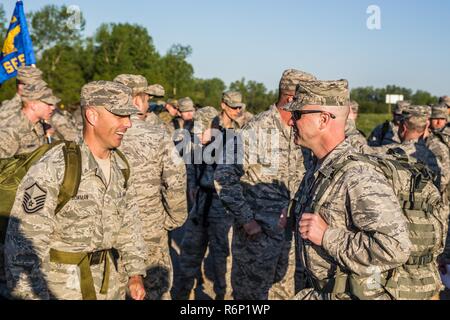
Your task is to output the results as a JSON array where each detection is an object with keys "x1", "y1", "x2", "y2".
[
  {"x1": 243, "y1": 219, "x2": 262, "y2": 239},
  {"x1": 278, "y1": 208, "x2": 288, "y2": 230},
  {"x1": 128, "y1": 275, "x2": 146, "y2": 300},
  {"x1": 299, "y1": 213, "x2": 328, "y2": 246}
]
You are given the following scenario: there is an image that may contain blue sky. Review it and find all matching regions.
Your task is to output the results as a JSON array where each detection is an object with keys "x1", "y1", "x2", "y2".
[{"x1": 3, "y1": 0, "x2": 450, "y2": 96}]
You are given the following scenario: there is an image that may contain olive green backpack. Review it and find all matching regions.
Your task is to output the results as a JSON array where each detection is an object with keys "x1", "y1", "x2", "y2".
[
  {"x1": 308, "y1": 149, "x2": 448, "y2": 300},
  {"x1": 0, "y1": 140, "x2": 130, "y2": 244}
]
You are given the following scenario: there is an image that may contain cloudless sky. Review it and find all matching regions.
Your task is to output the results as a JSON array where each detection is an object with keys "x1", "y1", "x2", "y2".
[{"x1": 3, "y1": 0, "x2": 450, "y2": 96}]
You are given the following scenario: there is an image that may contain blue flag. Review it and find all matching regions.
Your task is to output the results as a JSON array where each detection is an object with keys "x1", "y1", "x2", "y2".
[{"x1": 0, "y1": 1, "x2": 36, "y2": 84}]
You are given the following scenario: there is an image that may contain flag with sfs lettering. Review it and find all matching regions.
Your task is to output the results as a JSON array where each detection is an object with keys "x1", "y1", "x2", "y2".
[{"x1": 0, "y1": 1, "x2": 36, "y2": 84}]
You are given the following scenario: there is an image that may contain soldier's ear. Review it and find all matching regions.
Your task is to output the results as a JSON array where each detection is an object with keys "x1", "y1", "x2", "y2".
[{"x1": 85, "y1": 107, "x2": 99, "y2": 127}]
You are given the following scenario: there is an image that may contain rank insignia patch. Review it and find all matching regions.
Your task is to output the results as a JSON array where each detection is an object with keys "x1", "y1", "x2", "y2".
[{"x1": 22, "y1": 182, "x2": 47, "y2": 214}]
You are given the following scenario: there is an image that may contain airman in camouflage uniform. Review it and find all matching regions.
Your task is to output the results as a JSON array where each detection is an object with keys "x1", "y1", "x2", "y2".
[
  {"x1": 114, "y1": 74, "x2": 188, "y2": 300},
  {"x1": 144, "y1": 84, "x2": 166, "y2": 128},
  {"x1": 214, "y1": 70, "x2": 316, "y2": 300},
  {"x1": 286, "y1": 79, "x2": 411, "y2": 300},
  {"x1": 430, "y1": 103, "x2": 450, "y2": 149},
  {"x1": 0, "y1": 82, "x2": 60, "y2": 158},
  {"x1": 439, "y1": 96, "x2": 450, "y2": 108},
  {"x1": 345, "y1": 101, "x2": 367, "y2": 151},
  {"x1": 368, "y1": 100, "x2": 411, "y2": 146},
  {"x1": 0, "y1": 66, "x2": 79, "y2": 142},
  {"x1": 158, "y1": 99, "x2": 180, "y2": 133},
  {"x1": 362, "y1": 106, "x2": 450, "y2": 196},
  {"x1": 177, "y1": 93, "x2": 252, "y2": 300},
  {"x1": 4, "y1": 81, "x2": 147, "y2": 300},
  {"x1": 175, "y1": 97, "x2": 195, "y2": 134},
  {"x1": 0, "y1": 66, "x2": 44, "y2": 121}
]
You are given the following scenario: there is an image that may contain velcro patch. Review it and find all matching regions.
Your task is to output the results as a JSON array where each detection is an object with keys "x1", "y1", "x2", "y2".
[{"x1": 22, "y1": 183, "x2": 47, "y2": 214}]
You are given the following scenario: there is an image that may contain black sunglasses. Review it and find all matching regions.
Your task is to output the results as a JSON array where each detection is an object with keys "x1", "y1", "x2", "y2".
[{"x1": 292, "y1": 110, "x2": 336, "y2": 121}]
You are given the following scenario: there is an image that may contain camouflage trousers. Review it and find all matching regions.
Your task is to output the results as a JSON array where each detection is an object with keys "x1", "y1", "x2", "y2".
[
  {"x1": 143, "y1": 234, "x2": 173, "y2": 300},
  {"x1": 175, "y1": 210, "x2": 233, "y2": 300},
  {"x1": 231, "y1": 225, "x2": 296, "y2": 300}
]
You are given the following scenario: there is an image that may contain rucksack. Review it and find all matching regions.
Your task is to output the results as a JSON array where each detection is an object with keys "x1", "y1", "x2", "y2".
[
  {"x1": 0, "y1": 140, "x2": 130, "y2": 244},
  {"x1": 306, "y1": 149, "x2": 448, "y2": 300}
]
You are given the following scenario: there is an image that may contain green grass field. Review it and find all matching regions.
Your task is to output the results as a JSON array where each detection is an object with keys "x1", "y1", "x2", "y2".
[{"x1": 356, "y1": 114, "x2": 391, "y2": 137}]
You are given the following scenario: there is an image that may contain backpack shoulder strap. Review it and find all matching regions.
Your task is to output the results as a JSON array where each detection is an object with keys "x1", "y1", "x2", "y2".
[
  {"x1": 311, "y1": 154, "x2": 376, "y2": 213},
  {"x1": 56, "y1": 141, "x2": 82, "y2": 214},
  {"x1": 114, "y1": 149, "x2": 130, "y2": 189}
]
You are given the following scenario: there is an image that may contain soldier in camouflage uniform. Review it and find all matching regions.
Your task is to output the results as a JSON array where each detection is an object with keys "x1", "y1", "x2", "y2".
[
  {"x1": 158, "y1": 99, "x2": 180, "y2": 133},
  {"x1": 115, "y1": 75, "x2": 188, "y2": 300},
  {"x1": 214, "y1": 70, "x2": 316, "y2": 300},
  {"x1": 173, "y1": 97, "x2": 196, "y2": 159},
  {"x1": 363, "y1": 105, "x2": 450, "y2": 197},
  {"x1": 0, "y1": 82, "x2": 60, "y2": 158},
  {"x1": 345, "y1": 101, "x2": 367, "y2": 151},
  {"x1": 439, "y1": 96, "x2": 450, "y2": 108},
  {"x1": 0, "y1": 66, "x2": 80, "y2": 142},
  {"x1": 429, "y1": 103, "x2": 450, "y2": 149},
  {"x1": 175, "y1": 97, "x2": 196, "y2": 133},
  {"x1": 175, "y1": 106, "x2": 221, "y2": 300},
  {"x1": 144, "y1": 84, "x2": 167, "y2": 127},
  {"x1": 368, "y1": 100, "x2": 411, "y2": 146},
  {"x1": 177, "y1": 93, "x2": 252, "y2": 300},
  {"x1": 4, "y1": 81, "x2": 147, "y2": 300},
  {"x1": 286, "y1": 79, "x2": 411, "y2": 300},
  {"x1": 399, "y1": 106, "x2": 449, "y2": 195},
  {"x1": 0, "y1": 66, "x2": 44, "y2": 121}
]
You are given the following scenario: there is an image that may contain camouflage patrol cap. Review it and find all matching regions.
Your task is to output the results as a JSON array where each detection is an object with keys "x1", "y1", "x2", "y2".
[
  {"x1": 279, "y1": 69, "x2": 316, "y2": 92},
  {"x1": 430, "y1": 103, "x2": 448, "y2": 119},
  {"x1": 147, "y1": 84, "x2": 165, "y2": 98},
  {"x1": 113, "y1": 74, "x2": 149, "y2": 96},
  {"x1": 222, "y1": 91, "x2": 246, "y2": 109},
  {"x1": 166, "y1": 98, "x2": 179, "y2": 109},
  {"x1": 193, "y1": 106, "x2": 219, "y2": 133},
  {"x1": 21, "y1": 82, "x2": 60, "y2": 105},
  {"x1": 402, "y1": 105, "x2": 430, "y2": 122},
  {"x1": 439, "y1": 96, "x2": 450, "y2": 107},
  {"x1": 80, "y1": 81, "x2": 138, "y2": 116},
  {"x1": 349, "y1": 101, "x2": 359, "y2": 114},
  {"x1": 178, "y1": 97, "x2": 195, "y2": 112},
  {"x1": 394, "y1": 100, "x2": 411, "y2": 115},
  {"x1": 17, "y1": 66, "x2": 43, "y2": 85},
  {"x1": 284, "y1": 79, "x2": 350, "y2": 111}
]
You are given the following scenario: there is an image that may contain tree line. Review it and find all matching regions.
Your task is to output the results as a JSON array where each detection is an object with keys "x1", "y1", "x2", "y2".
[{"x1": 0, "y1": 4, "x2": 440, "y2": 115}]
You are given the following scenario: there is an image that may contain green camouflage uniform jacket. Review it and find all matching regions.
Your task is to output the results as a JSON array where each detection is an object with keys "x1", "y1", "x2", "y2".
[
  {"x1": 5, "y1": 141, "x2": 147, "y2": 300},
  {"x1": 0, "y1": 110, "x2": 47, "y2": 158},
  {"x1": 214, "y1": 105, "x2": 311, "y2": 235},
  {"x1": 0, "y1": 94, "x2": 21, "y2": 121},
  {"x1": 294, "y1": 140, "x2": 411, "y2": 300}
]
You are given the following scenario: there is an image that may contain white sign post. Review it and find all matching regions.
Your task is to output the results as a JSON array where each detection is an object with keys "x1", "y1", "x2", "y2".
[{"x1": 385, "y1": 94, "x2": 404, "y2": 114}]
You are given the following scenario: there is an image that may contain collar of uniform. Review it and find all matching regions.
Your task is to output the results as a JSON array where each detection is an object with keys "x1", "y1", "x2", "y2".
[
  {"x1": 79, "y1": 140, "x2": 103, "y2": 179},
  {"x1": 79, "y1": 140, "x2": 128, "y2": 175},
  {"x1": 317, "y1": 139, "x2": 353, "y2": 178}
]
